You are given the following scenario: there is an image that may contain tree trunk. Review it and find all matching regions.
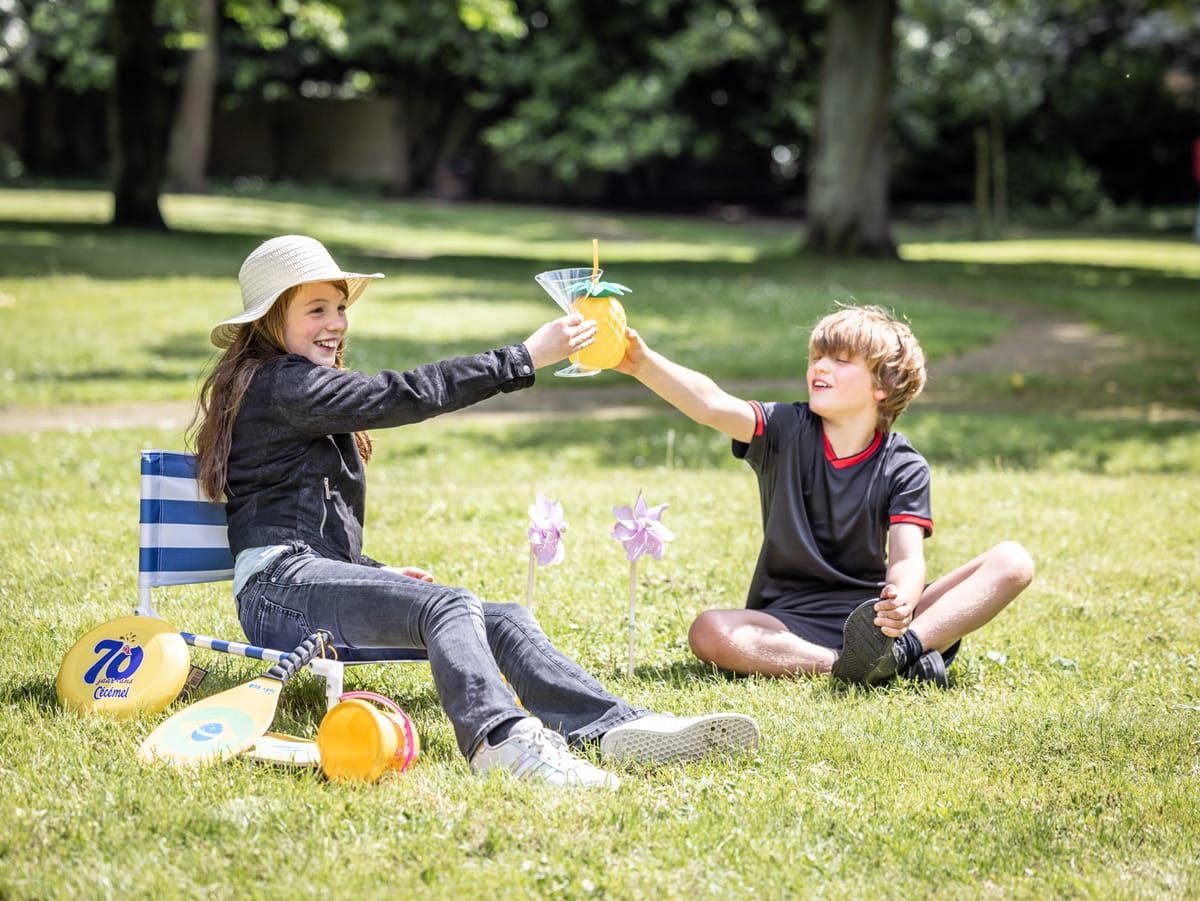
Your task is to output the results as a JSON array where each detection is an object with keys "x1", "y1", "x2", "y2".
[
  {"x1": 386, "y1": 91, "x2": 414, "y2": 196},
  {"x1": 166, "y1": 0, "x2": 218, "y2": 194},
  {"x1": 110, "y1": 0, "x2": 172, "y2": 229},
  {"x1": 805, "y1": 0, "x2": 897, "y2": 257},
  {"x1": 974, "y1": 125, "x2": 991, "y2": 236},
  {"x1": 990, "y1": 110, "x2": 1008, "y2": 232}
]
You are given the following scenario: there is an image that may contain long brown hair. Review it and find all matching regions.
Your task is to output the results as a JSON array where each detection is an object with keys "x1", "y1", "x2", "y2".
[{"x1": 189, "y1": 281, "x2": 373, "y2": 501}]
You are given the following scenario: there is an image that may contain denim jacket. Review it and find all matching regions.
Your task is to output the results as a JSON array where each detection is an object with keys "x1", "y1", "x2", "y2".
[{"x1": 224, "y1": 345, "x2": 535, "y2": 563}]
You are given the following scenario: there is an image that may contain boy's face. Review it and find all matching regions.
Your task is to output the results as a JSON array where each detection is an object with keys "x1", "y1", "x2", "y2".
[
  {"x1": 806, "y1": 351, "x2": 887, "y2": 424},
  {"x1": 282, "y1": 281, "x2": 348, "y2": 367}
]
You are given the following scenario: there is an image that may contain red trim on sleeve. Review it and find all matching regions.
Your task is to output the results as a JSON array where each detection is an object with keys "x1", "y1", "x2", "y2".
[
  {"x1": 891, "y1": 514, "x2": 933, "y2": 536},
  {"x1": 824, "y1": 430, "x2": 883, "y2": 469},
  {"x1": 749, "y1": 400, "x2": 765, "y2": 437}
]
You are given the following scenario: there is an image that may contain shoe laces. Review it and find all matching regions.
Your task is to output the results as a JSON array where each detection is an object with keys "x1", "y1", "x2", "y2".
[
  {"x1": 529, "y1": 727, "x2": 613, "y2": 783},
  {"x1": 524, "y1": 725, "x2": 573, "y2": 766}
]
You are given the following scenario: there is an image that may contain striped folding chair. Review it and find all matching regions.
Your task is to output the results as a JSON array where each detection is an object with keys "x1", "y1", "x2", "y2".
[{"x1": 136, "y1": 449, "x2": 424, "y2": 708}]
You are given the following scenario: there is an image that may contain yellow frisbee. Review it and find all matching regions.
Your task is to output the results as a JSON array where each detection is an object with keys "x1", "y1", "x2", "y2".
[{"x1": 57, "y1": 615, "x2": 189, "y2": 718}]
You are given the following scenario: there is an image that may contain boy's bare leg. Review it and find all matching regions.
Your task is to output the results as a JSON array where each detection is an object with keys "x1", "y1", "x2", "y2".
[
  {"x1": 688, "y1": 609, "x2": 838, "y2": 676},
  {"x1": 911, "y1": 540, "x2": 1034, "y2": 653}
]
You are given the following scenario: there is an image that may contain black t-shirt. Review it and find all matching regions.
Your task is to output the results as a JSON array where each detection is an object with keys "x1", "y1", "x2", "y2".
[{"x1": 733, "y1": 401, "x2": 932, "y2": 636}]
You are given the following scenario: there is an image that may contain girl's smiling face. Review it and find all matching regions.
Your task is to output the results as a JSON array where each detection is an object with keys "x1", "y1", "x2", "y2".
[{"x1": 282, "y1": 281, "x2": 348, "y2": 366}]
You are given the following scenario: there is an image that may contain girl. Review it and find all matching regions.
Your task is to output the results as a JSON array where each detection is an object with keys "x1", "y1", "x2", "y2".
[{"x1": 192, "y1": 235, "x2": 758, "y2": 789}]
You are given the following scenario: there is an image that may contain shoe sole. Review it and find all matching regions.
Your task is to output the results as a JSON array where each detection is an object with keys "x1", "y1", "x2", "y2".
[
  {"x1": 831, "y1": 599, "x2": 899, "y2": 685},
  {"x1": 600, "y1": 714, "x2": 760, "y2": 765}
]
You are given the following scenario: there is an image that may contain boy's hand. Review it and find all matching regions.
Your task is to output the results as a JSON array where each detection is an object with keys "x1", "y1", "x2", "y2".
[
  {"x1": 875, "y1": 583, "x2": 913, "y2": 637},
  {"x1": 614, "y1": 327, "x2": 649, "y2": 376}
]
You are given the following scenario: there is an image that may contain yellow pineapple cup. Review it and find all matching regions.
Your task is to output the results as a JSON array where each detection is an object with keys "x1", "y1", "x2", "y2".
[
  {"x1": 534, "y1": 266, "x2": 632, "y2": 377},
  {"x1": 572, "y1": 280, "x2": 630, "y2": 372}
]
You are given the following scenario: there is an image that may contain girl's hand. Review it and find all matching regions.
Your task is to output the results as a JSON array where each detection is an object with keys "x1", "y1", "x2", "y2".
[
  {"x1": 384, "y1": 565, "x2": 435, "y2": 583},
  {"x1": 874, "y1": 583, "x2": 913, "y2": 637},
  {"x1": 523, "y1": 313, "x2": 597, "y2": 370}
]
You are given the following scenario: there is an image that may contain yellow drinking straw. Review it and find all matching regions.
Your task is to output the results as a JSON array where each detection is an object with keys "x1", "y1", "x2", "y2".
[{"x1": 592, "y1": 238, "x2": 600, "y2": 283}]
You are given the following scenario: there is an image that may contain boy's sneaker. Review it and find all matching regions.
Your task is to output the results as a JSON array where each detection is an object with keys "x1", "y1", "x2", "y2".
[
  {"x1": 830, "y1": 599, "x2": 901, "y2": 686},
  {"x1": 470, "y1": 717, "x2": 620, "y2": 789},
  {"x1": 901, "y1": 649, "x2": 949, "y2": 689},
  {"x1": 599, "y1": 713, "x2": 759, "y2": 765}
]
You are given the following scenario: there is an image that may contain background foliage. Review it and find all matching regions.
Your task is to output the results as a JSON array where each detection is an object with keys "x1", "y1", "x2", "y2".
[{"x1": 1, "y1": 0, "x2": 1198, "y2": 213}]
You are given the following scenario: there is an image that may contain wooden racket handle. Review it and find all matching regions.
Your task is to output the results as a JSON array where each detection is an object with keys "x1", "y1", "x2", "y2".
[{"x1": 265, "y1": 630, "x2": 332, "y2": 685}]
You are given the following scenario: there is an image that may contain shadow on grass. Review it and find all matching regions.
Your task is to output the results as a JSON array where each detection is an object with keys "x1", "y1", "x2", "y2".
[
  {"x1": 2, "y1": 675, "x2": 59, "y2": 710},
  {"x1": 0, "y1": 222, "x2": 248, "y2": 280},
  {"x1": 622, "y1": 658, "x2": 905, "y2": 701},
  {"x1": 0, "y1": 221, "x2": 755, "y2": 281},
  {"x1": 626, "y1": 658, "x2": 741, "y2": 687},
  {"x1": 404, "y1": 407, "x2": 1199, "y2": 474}
]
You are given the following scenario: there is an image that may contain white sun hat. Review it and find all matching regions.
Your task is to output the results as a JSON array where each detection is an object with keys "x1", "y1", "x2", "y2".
[{"x1": 210, "y1": 235, "x2": 384, "y2": 348}]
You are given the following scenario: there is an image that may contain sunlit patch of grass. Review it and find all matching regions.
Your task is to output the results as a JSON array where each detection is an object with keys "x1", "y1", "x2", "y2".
[
  {"x1": 163, "y1": 189, "x2": 799, "y2": 263},
  {"x1": 901, "y1": 237, "x2": 1200, "y2": 277}
]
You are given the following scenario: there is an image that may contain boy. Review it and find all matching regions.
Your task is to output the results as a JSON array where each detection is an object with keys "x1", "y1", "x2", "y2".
[{"x1": 617, "y1": 305, "x2": 1033, "y2": 687}]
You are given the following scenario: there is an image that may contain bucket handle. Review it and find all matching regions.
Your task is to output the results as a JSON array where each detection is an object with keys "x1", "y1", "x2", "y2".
[
  {"x1": 338, "y1": 691, "x2": 418, "y2": 772},
  {"x1": 340, "y1": 690, "x2": 402, "y2": 713}
]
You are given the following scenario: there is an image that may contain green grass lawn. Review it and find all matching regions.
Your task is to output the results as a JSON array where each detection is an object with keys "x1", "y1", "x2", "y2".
[
  {"x1": 1, "y1": 188, "x2": 1198, "y2": 898},
  {"x1": 3, "y1": 187, "x2": 1198, "y2": 414}
]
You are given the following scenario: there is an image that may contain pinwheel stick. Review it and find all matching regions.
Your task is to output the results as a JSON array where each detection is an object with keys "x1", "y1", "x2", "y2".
[
  {"x1": 627, "y1": 559, "x2": 637, "y2": 677},
  {"x1": 526, "y1": 547, "x2": 537, "y2": 611}
]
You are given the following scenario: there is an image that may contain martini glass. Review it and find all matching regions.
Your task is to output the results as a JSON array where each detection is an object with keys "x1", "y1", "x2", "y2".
[{"x1": 535, "y1": 267, "x2": 603, "y2": 378}]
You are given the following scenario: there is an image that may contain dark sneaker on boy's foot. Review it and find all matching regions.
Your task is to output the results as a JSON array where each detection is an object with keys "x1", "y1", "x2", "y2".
[
  {"x1": 599, "y1": 713, "x2": 759, "y2": 765},
  {"x1": 831, "y1": 599, "x2": 900, "y2": 686},
  {"x1": 902, "y1": 650, "x2": 949, "y2": 689}
]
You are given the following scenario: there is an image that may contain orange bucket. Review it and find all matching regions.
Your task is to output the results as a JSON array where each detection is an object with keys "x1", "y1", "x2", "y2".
[{"x1": 316, "y1": 691, "x2": 419, "y2": 783}]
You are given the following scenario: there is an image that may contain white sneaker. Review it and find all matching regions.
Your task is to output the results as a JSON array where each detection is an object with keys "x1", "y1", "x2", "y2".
[
  {"x1": 599, "y1": 713, "x2": 760, "y2": 765},
  {"x1": 470, "y1": 717, "x2": 620, "y2": 789}
]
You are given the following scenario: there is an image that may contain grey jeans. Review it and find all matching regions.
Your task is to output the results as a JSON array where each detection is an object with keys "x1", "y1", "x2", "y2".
[{"x1": 236, "y1": 543, "x2": 646, "y2": 759}]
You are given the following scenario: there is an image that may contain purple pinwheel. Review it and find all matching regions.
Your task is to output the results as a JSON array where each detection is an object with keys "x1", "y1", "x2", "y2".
[
  {"x1": 524, "y1": 495, "x2": 566, "y2": 611},
  {"x1": 527, "y1": 495, "x2": 567, "y2": 566},
  {"x1": 612, "y1": 490, "x2": 674, "y2": 676},
  {"x1": 611, "y1": 490, "x2": 674, "y2": 562}
]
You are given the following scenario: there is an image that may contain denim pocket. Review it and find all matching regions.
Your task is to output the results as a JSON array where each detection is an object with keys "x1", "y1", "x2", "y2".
[{"x1": 237, "y1": 580, "x2": 312, "y2": 651}]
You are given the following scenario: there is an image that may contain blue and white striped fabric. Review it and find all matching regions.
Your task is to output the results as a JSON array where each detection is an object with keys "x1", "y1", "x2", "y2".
[{"x1": 138, "y1": 450, "x2": 234, "y2": 589}]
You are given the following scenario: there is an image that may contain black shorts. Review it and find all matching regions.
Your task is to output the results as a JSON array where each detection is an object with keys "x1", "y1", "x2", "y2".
[{"x1": 760, "y1": 591, "x2": 961, "y2": 667}]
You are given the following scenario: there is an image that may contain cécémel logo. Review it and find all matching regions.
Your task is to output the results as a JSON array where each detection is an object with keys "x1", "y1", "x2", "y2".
[{"x1": 83, "y1": 630, "x2": 145, "y2": 700}]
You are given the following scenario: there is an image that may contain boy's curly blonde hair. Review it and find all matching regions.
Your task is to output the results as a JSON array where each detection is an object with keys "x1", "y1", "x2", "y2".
[{"x1": 808, "y1": 305, "x2": 926, "y2": 433}]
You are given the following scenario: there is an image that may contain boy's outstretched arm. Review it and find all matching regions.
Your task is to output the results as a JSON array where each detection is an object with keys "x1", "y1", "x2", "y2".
[{"x1": 616, "y1": 327, "x2": 757, "y2": 443}]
